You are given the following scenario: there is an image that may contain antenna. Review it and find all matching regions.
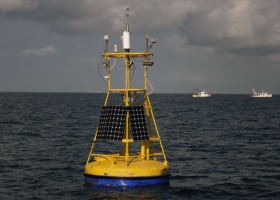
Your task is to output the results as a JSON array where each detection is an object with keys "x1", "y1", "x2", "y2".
[
  {"x1": 123, "y1": 8, "x2": 130, "y2": 50},
  {"x1": 125, "y1": 8, "x2": 129, "y2": 21},
  {"x1": 124, "y1": 8, "x2": 129, "y2": 32}
]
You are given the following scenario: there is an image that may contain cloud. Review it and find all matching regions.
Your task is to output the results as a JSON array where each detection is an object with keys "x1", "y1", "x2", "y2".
[
  {"x1": 267, "y1": 53, "x2": 280, "y2": 63},
  {"x1": 2, "y1": 0, "x2": 280, "y2": 58},
  {"x1": 0, "y1": 0, "x2": 37, "y2": 12},
  {"x1": 164, "y1": 34, "x2": 216, "y2": 57},
  {"x1": 20, "y1": 46, "x2": 58, "y2": 57},
  {"x1": 0, "y1": 0, "x2": 194, "y2": 34},
  {"x1": 180, "y1": 0, "x2": 280, "y2": 56}
]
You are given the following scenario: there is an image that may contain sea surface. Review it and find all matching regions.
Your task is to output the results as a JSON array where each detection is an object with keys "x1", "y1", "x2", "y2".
[{"x1": 1, "y1": 93, "x2": 280, "y2": 199}]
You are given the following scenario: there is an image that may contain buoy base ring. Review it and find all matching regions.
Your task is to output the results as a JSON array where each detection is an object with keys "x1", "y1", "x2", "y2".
[{"x1": 84, "y1": 173, "x2": 170, "y2": 187}]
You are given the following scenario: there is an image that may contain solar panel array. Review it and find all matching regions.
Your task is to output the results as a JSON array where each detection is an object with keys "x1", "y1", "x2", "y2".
[
  {"x1": 96, "y1": 105, "x2": 149, "y2": 142},
  {"x1": 96, "y1": 105, "x2": 127, "y2": 141},
  {"x1": 128, "y1": 106, "x2": 149, "y2": 141}
]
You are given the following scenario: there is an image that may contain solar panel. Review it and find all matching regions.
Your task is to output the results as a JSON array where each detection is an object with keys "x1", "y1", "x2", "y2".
[
  {"x1": 106, "y1": 105, "x2": 127, "y2": 141},
  {"x1": 96, "y1": 105, "x2": 149, "y2": 142},
  {"x1": 96, "y1": 105, "x2": 127, "y2": 141},
  {"x1": 96, "y1": 106, "x2": 112, "y2": 140},
  {"x1": 129, "y1": 106, "x2": 149, "y2": 141}
]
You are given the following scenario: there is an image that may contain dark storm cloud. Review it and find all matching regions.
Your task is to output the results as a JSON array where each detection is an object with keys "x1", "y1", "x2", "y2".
[
  {"x1": 180, "y1": 0, "x2": 280, "y2": 56},
  {"x1": 1, "y1": 0, "x2": 280, "y2": 57},
  {"x1": 1, "y1": 0, "x2": 280, "y2": 93},
  {"x1": 0, "y1": 0, "x2": 193, "y2": 35},
  {"x1": 1, "y1": 0, "x2": 113, "y2": 34},
  {"x1": 0, "y1": 0, "x2": 38, "y2": 12}
]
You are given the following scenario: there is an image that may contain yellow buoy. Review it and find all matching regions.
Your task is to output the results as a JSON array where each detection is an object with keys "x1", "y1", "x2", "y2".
[{"x1": 84, "y1": 8, "x2": 170, "y2": 187}]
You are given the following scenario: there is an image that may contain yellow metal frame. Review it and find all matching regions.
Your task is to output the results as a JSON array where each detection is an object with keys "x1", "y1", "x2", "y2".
[{"x1": 86, "y1": 51, "x2": 168, "y2": 166}]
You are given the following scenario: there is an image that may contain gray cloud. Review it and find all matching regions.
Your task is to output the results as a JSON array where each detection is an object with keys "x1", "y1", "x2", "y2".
[
  {"x1": 20, "y1": 46, "x2": 58, "y2": 57},
  {"x1": 180, "y1": 0, "x2": 280, "y2": 56},
  {"x1": 0, "y1": 0, "x2": 193, "y2": 34},
  {"x1": 0, "y1": 0, "x2": 37, "y2": 12},
  {"x1": 1, "y1": 0, "x2": 280, "y2": 94},
  {"x1": 1, "y1": 0, "x2": 280, "y2": 58}
]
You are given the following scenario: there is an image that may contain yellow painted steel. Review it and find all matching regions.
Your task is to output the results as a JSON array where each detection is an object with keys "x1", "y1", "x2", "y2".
[
  {"x1": 85, "y1": 39, "x2": 169, "y2": 179},
  {"x1": 122, "y1": 139, "x2": 134, "y2": 142},
  {"x1": 108, "y1": 57, "x2": 110, "y2": 90},
  {"x1": 102, "y1": 52, "x2": 153, "y2": 58},
  {"x1": 104, "y1": 92, "x2": 110, "y2": 106},
  {"x1": 134, "y1": 92, "x2": 138, "y2": 105},
  {"x1": 109, "y1": 89, "x2": 146, "y2": 92},
  {"x1": 125, "y1": 58, "x2": 130, "y2": 165},
  {"x1": 85, "y1": 157, "x2": 169, "y2": 177},
  {"x1": 147, "y1": 95, "x2": 168, "y2": 164}
]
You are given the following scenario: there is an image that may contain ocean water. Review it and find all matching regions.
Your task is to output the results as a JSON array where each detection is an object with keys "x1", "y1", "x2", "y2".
[{"x1": 1, "y1": 93, "x2": 280, "y2": 199}]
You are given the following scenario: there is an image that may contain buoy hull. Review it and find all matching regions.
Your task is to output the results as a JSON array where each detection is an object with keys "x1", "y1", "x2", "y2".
[
  {"x1": 85, "y1": 174, "x2": 170, "y2": 187},
  {"x1": 84, "y1": 157, "x2": 170, "y2": 187}
]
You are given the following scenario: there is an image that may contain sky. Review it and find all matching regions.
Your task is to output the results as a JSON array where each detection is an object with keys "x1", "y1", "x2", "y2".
[{"x1": 0, "y1": 0, "x2": 280, "y2": 94}]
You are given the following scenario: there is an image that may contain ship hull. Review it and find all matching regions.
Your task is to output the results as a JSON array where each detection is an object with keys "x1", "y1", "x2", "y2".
[
  {"x1": 252, "y1": 95, "x2": 272, "y2": 97},
  {"x1": 193, "y1": 94, "x2": 211, "y2": 97}
]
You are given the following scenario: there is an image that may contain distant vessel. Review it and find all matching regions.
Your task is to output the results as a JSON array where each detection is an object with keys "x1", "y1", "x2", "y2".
[
  {"x1": 193, "y1": 89, "x2": 211, "y2": 97},
  {"x1": 252, "y1": 88, "x2": 272, "y2": 97}
]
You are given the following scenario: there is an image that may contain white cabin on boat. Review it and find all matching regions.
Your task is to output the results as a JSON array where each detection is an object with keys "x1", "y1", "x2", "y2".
[
  {"x1": 193, "y1": 89, "x2": 211, "y2": 97},
  {"x1": 252, "y1": 88, "x2": 272, "y2": 97}
]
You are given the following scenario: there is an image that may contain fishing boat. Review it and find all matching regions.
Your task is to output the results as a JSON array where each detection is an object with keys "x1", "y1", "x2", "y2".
[
  {"x1": 84, "y1": 8, "x2": 170, "y2": 187},
  {"x1": 193, "y1": 89, "x2": 211, "y2": 97},
  {"x1": 252, "y1": 88, "x2": 272, "y2": 97}
]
